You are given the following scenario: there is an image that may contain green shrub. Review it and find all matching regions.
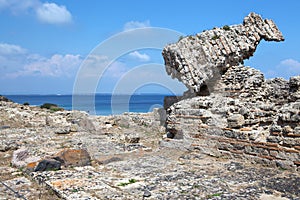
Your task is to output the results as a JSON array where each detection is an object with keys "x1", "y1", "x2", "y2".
[
  {"x1": 223, "y1": 25, "x2": 231, "y2": 31},
  {"x1": 207, "y1": 193, "x2": 222, "y2": 198},
  {"x1": 129, "y1": 179, "x2": 136, "y2": 183},
  {"x1": 212, "y1": 35, "x2": 220, "y2": 40},
  {"x1": 50, "y1": 107, "x2": 64, "y2": 112},
  {"x1": 40, "y1": 103, "x2": 57, "y2": 109},
  {"x1": 117, "y1": 179, "x2": 137, "y2": 186},
  {"x1": 71, "y1": 189, "x2": 79, "y2": 193},
  {"x1": 23, "y1": 102, "x2": 30, "y2": 106},
  {"x1": 40, "y1": 103, "x2": 63, "y2": 112},
  {"x1": 188, "y1": 35, "x2": 195, "y2": 40},
  {"x1": 178, "y1": 35, "x2": 184, "y2": 42}
]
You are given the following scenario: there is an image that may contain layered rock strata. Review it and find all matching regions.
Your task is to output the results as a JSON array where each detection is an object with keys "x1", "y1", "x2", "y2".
[
  {"x1": 162, "y1": 12, "x2": 284, "y2": 95},
  {"x1": 166, "y1": 66, "x2": 300, "y2": 169}
]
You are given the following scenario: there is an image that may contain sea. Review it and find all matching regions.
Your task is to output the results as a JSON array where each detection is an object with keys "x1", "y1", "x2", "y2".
[{"x1": 6, "y1": 94, "x2": 173, "y2": 116}]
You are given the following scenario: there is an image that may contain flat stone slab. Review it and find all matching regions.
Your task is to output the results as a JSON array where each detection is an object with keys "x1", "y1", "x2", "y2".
[{"x1": 29, "y1": 147, "x2": 300, "y2": 199}]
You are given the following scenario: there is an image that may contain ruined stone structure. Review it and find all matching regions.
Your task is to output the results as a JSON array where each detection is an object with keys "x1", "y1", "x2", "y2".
[
  {"x1": 162, "y1": 12, "x2": 284, "y2": 95},
  {"x1": 163, "y1": 13, "x2": 300, "y2": 170}
]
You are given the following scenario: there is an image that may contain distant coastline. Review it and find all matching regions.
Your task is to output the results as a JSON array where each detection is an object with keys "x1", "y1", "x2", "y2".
[{"x1": 5, "y1": 94, "x2": 175, "y2": 116}]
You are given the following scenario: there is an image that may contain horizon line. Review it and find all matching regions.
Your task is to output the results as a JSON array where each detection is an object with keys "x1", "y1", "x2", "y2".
[{"x1": 3, "y1": 92, "x2": 182, "y2": 96}]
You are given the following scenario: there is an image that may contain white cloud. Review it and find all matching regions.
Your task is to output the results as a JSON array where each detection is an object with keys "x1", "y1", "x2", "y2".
[
  {"x1": 0, "y1": 0, "x2": 39, "y2": 14},
  {"x1": 128, "y1": 51, "x2": 150, "y2": 62},
  {"x1": 9, "y1": 54, "x2": 82, "y2": 78},
  {"x1": 0, "y1": 43, "x2": 28, "y2": 73},
  {"x1": 84, "y1": 55, "x2": 109, "y2": 68},
  {"x1": 0, "y1": 43, "x2": 82, "y2": 78},
  {"x1": 0, "y1": 43, "x2": 27, "y2": 55},
  {"x1": 82, "y1": 54, "x2": 128, "y2": 79},
  {"x1": 0, "y1": 0, "x2": 72, "y2": 25},
  {"x1": 36, "y1": 3, "x2": 72, "y2": 24},
  {"x1": 280, "y1": 59, "x2": 300, "y2": 77},
  {"x1": 105, "y1": 61, "x2": 127, "y2": 78},
  {"x1": 280, "y1": 59, "x2": 300, "y2": 69},
  {"x1": 266, "y1": 58, "x2": 300, "y2": 79},
  {"x1": 123, "y1": 20, "x2": 151, "y2": 31}
]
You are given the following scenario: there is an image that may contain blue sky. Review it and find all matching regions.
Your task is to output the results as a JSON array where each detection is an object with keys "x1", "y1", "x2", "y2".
[{"x1": 0, "y1": 0, "x2": 299, "y2": 94}]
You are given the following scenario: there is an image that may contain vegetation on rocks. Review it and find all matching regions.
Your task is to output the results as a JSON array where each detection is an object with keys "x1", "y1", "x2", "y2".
[
  {"x1": 117, "y1": 179, "x2": 137, "y2": 187},
  {"x1": 223, "y1": 25, "x2": 231, "y2": 31},
  {"x1": 40, "y1": 103, "x2": 64, "y2": 112},
  {"x1": 211, "y1": 35, "x2": 220, "y2": 40}
]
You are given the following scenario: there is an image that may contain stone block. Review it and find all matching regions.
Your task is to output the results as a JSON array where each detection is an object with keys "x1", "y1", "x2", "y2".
[
  {"x1": 227, "y1": 114, "x2": 245, "y2": 128},
  {"x1": 53, "y1": 149, "x2": 91, "y2": 167},
  {"x1": 124, "y1": 133, "x2": 140, "y2": 143},
  {"x1": 11, "y1": 148, "x2": 40, "y2": 168},
  {"x1": 34, "y1": 159, "x2": 61, "y2": 172}
]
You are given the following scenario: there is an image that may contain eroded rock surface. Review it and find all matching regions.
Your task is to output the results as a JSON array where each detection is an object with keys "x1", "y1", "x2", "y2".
[
  {"x1": 166, "y1": 66, "x2": 300, "y2": 169},
  {"x1": 162, "y1": 12, "x2": 284, "y2": 94},
  {"x1": 163, "y1": 13, "x2": 300, "y2": 170},
  {"x1": 1, "y1": 100, "x2": 299, "y2": 199}
]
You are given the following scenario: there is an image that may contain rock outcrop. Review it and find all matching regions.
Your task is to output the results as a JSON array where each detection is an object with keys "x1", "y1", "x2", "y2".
[
  {"x1": 163, "y1": 13, "x2": 300, "y2": 169},
  {"x1": 162, "y1": 12, "x2": 284, "y2": 95}
]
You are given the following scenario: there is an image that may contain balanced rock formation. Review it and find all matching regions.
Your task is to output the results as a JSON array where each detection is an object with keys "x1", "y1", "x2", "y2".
[
  {"x1": 162, "y1": 12, "x2": 284, "y2": 95},
  {"x1": 163, "y1": 13, "x2": 300, "y2": 169}
]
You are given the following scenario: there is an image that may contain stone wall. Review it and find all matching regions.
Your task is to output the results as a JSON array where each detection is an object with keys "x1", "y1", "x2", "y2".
[{"x1": 165, "y1": 66, "x2": 300, "y2": 170}]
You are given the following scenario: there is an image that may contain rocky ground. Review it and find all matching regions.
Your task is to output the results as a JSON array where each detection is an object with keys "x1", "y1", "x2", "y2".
[{"x1": 0, "y1": 99, "x2": 299, "y2": 200}]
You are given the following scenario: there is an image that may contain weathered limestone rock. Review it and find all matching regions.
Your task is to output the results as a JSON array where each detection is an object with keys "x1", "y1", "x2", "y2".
[
  {"x1": 54, "y1": 127, "x2": 71, "y2": 134},
  {"x1": 75, "y1": 117, "x2": 96, "y2": 132},
  {"x1": 53, "y1": 149, "x2": 91, "y2": 167},
  {"x1": 11, "y1": 148, "x2": 40, "y2": 168},
  {"x1": 162, "y1": 13, "x2": 300, "y2": 169},
  {"x1": 162, "y1": 12, "x2": 284, "y2": 95},
  {"x1": 227, "y1": 114, "x2": 245, "y2": 128},
  {"x1": 165, "y1": 64, "x2": 300, "y2": 169},
  {"x1": 289, "y1": 76, "x2": 300, "y2": 102},
  {"x1": 153, "y1": 108, "x2": 167, "y2": 125},
  {"x1": 0, "y1": 140, "x2": 18, "y2": 152},
  {"x1": 124, "y1": 132, "x2": 140, "y2": 143}
]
